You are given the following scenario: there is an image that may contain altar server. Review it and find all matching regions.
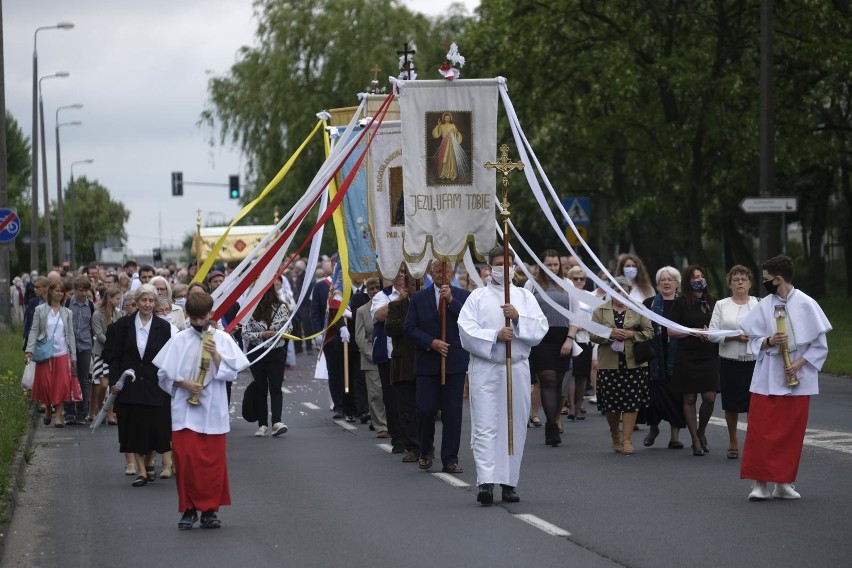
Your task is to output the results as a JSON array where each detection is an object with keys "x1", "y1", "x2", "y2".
[
  {"x1": 154, "y1": 292, "x2": 249, "y2": 529},
  {"x1": 458, "y1": 247, "x2": 548, "y2": 505},
  {"x1": 739, "y1": 255, "x2": 831, "y2": 501}
]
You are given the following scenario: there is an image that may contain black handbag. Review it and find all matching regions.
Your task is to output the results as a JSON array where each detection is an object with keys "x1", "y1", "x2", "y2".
[
  {"x1": 241, "y1": 381, "x2": 258, "y2": 423},
  {"x1": 633, "y1": 339, "x2": 655, "y2": 365}
]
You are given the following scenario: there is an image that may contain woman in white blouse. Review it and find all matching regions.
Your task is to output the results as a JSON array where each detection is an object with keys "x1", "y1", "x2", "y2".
[
  {"x1": 24, "y1": 280, "x2": 77, "y2": 427},
  {"x1": 709, "y1": 265, "x2": 759, "y2": 459}
]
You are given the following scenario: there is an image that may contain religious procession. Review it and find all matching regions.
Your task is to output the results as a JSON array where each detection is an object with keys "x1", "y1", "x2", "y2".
[{"x1": 11, "y1": 39, "x2": 833, "y2": 542}]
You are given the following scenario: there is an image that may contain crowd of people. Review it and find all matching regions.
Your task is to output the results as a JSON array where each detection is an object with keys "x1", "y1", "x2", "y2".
[{"x1": 16, "y1": 249, "x2": 832, "y2": 524}]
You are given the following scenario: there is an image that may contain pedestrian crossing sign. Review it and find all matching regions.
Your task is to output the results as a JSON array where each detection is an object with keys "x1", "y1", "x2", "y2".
[{"x1": 561, "y1": 197, "x2": 590, "y2": 225}]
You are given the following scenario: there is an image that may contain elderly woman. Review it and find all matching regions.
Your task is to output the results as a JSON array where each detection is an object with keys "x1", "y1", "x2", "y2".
[
  {"x1": 641, "y1": 267, "x2": 687, "y2": 449},
  {"x1": 565, "y1": 265, "x2": 594, "y2": 421},
  {"x1": 709, "y1": 265, "x2": 758, "y2": 459},
  {"x1": 590, "y1": 277, "x2": 654, "y2": 454},
  {"x1": 668, "y1": 265, "x2": 719, "y2": 456},
  {"x1": 108, "y1": 283, "x2": 175, "y2": 486},
  {"x1": 528, "y1": 249, "x2": 579, "y2": 446},
  {"x1": 24, "y1": 279, "x2": 77, "y2": 427},
  {"x1": 151, "y1": 275, "x2": 187, "y2": 330}
]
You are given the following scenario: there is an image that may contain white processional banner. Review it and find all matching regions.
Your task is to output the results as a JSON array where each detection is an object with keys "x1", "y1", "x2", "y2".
[
  {"x1": 368, "y1": 121, "x2": 430, "y2": 279},
  {"x1": 399, "y1": 79, "x2": 498, "y2": 262}
]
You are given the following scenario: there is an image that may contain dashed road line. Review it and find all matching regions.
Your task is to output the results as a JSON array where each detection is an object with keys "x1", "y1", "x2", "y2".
[
  {"x1": 334, "y1": 419, "x2": 357, "y2": 431},
  {"x1": 514, "y1": 514, "x2": 572, "y2": 537},
  {"x1": 282, "y1": 387, "x2": 294, "y2": 394},
  {"x1": 301, "y1": 402, "x2": 320, "y2": 410},
  {"x1": 377, "y1": 443, "x2": 393, "y2": 453},
  {"x1": 432, "y1": 472, "x2": 469, "y2": 488}
]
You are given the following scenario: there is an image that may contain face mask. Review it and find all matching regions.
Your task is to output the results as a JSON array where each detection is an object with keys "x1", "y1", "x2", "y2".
[
  {"x1": 489, "y1": 265, "x2": 513, "y2": 285},
  {"x1": 623, "y1": 267, "x2": 638, "y2": 281},
  {"x1": 175, "y1": 298, "x2": 186, "y2": 308},
  {"x1": 191, "y1": 323, "x2": 206, "y2": 333},
  {"x1": 763, "y1": 278, "x2": 779, "y2": 295},
  {"x1": 157, "y1": 314, "x2": 170, "y2": 321},
  {"x1": 690, "y1": 278, "x2": 707, "y2": 292}
]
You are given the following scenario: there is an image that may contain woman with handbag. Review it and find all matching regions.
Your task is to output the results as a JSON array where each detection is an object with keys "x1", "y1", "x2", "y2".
[
  {"x1": 242, "y1": 284, "x2": 291, "y2": 437},
  {"x1": 590, "y1": 277, "x2": 654, "y2": 455},
  {"x1": 24, "y1": 280, "x2": 77, "y2": 427}
]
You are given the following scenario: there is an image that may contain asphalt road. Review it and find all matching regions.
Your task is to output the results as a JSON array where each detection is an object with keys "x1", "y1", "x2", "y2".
[{"x1": 2, "y1": 351, "x2": 852, "y2": 568}]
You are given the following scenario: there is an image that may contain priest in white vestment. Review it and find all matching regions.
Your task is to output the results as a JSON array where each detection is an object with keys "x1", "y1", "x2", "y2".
[
  {"x1": 738, "y1": 255, "x2": 831, "y2": 502},
  {"x1": 154, "y1": 292, "x2": 250, "y2": 530},
  {"x1": 458, "y1": 247, "x2": 548, "y2": 505}
]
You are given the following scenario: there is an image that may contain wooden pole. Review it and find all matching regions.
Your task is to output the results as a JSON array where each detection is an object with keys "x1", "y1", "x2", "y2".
[
  {"x1": 440, "y1": 260, "x2": 447, "y2": 385},
  {"x1": 484, "y1": 145, "x2": 525, "y2": 456}
]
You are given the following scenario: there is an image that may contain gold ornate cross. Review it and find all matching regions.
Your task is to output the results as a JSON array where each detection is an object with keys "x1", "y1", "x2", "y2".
[
  {"x1": 371, "y1": 64, "x2": 381, "y2": 82},
  {"x1": 484, "y1": 144, "x2": 525, "y2": 218}
]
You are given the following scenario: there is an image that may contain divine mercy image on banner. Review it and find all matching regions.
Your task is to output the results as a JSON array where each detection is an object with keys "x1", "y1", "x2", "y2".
[{"x1": 426, "y1": 110, "x2": 473, "y2": 187}]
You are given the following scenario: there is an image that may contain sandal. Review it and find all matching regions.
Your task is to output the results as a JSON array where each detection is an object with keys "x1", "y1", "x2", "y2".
[
  {"x1": 132, "y1": 475, "x2": 148, "y2": 487},
  {"x1": 621, "y1": 440, "x2": 636, "y2": 455},
  {"x1": 159, "y1": 465, "x2": 175, "y2": 479},
  {"x1": 178, "y1": 509, "x2": 198, "y2": 530},
  {"x1": 125, "y1": 463, "x2": 137, "y2": 476},
  {"x1": 145, "y1": 465, "x2": 156, "y2": 483},
  {"x1": 529, "y1": 417, "x2": 542, "y2": 428},
  {"x1": 727, "y1": 446, "x2": 739, "y2": 460}
]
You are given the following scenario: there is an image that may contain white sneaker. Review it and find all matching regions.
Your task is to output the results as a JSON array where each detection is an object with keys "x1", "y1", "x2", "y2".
[
  {"x1": 270, "y1": 422, "x2": 288, "y2": 437},
  {"x1": 254, "y1": 425, "x2": 268, "y2": 437},
  {"x1": 748, "y1": 481, "x2": 772, "y2": 501},
  {"x1": 772, "y1": 483, "x2": 801, "y2": 500}
]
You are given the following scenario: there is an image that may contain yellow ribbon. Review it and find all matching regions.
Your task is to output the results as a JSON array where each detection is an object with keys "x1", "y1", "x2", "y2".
[{"x1": 192, "y1": 119, "x2": 325, "y2": 284}]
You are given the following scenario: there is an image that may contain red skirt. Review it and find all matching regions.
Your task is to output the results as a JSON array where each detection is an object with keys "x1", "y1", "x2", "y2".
[
  {"x1": 741, "y1": 393, "x2": 809, "y2": 484},
  {"x1": 31, "y1": 353, "x2": 72, "y2": 406},
  {"x1": 172, "y1": 429, "x2": 230, "y2": 512}
]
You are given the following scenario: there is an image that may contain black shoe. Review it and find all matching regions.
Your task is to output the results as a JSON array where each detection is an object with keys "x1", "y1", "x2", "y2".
[
  {"x1": 545, "y1": 423, "x2": 561, "y2": 447},
  {"x1": 402, "y1": 450, "x2": 420, "y2": 463},
  {"x1": 369, "y1": 423, "x2": 376, "y2": 431},
  {"x1": 418, "y1": 456, "x2": 433, "y2": 470},
  {"x1": 178, "y1": 509, "x2": 198, "y2": 530},
  {"x1": 332, "y1": 412, "x2": 345, "y2": 419},
  {"x1": 391, "y1": 445, "x2": 405, "y2": 454},
  {"x1": 477, "y1": 483, "x2": 494, "y2": 505},
  {"x1": 643, "y1": 425, "x2": 660, "y2": 447},
  {"x1": 501, "y1": 485, "x2": 520, "y2": 503},
  {"x1": 345, "y1": 415, "x2": 356, "y2": 423},
  {"x1": 200, "y1": 510, "x2": 221, "y2": 529},
  {"x1": 360, "y1": 413, "x2": 370, "y2": 424}
]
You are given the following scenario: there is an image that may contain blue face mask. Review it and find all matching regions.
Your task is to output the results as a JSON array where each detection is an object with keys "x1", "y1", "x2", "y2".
[{"x1": 690, "y1": 278, "x2": 707, "y2": 292}]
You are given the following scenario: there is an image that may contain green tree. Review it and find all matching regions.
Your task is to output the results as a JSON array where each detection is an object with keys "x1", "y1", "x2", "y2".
[
  {"x1": 201, "y1": 0, "x2": 467, "y2": 251},
  {"x1": 64, "y1": 176, "x2": 129, "y2": 267},
  {"x1": 6, "y1": 111, "x2": 33, "y2": 275}
]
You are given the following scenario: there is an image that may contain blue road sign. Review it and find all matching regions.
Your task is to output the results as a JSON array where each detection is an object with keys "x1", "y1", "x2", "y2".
[
  {"x1": 561, "y1": 197, "x2": 590, "y2": 225},
  {"x1": 0, "y1": 208, "x2": 21, "y2": 243}
]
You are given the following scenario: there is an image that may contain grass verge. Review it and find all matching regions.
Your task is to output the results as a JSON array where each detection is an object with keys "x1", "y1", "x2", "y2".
[
  {"x1": 0, "y1": 325, "x2": 31, "y2": 523},
  {"x1": 821, "y1": 296, "x2": 852, "y2": 376}
]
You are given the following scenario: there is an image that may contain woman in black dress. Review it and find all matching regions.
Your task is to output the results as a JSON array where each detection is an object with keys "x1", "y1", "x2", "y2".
[
  {"x1": 529, "y1": 250, "x2": 578, "y2": 446},
  {"x1": 668, "y1": 265, "x2": 719, "y2": 456},
  {"x1": 108, "y1": 284, "x2": 174, "y2": 486}
]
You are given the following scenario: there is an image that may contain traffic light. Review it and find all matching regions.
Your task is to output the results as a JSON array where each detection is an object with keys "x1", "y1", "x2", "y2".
[
  {"x1": 171, "y1": 171, "x2": 183, "y2": 196},
  {"x1": 229, "y1": 175, "x2": 240, "y2": 199}
]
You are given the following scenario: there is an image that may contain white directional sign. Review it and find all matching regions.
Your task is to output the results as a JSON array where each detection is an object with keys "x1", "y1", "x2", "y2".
[{"x1": 739, "y1": 197, "x2": 798, "y2": 214}]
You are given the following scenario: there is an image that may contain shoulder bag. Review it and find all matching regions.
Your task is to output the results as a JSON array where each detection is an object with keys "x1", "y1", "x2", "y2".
[{"x1": 33, "y1": 313, "x2": 57, "y2": 363}]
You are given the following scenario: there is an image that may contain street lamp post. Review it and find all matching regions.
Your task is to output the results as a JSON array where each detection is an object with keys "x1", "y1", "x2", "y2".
[
  {"x1": 38, "y1": 71, "x2": 70, "y2": 270},
  {"x1": 55, "y1": 104, "x2": 83, "y2": 266},
  {"x1": 31, "y1": 22, "x2": 74, "y2": 273},
  {"x1": 69, "y1": 159, "x2": 93, "y2": 269}
]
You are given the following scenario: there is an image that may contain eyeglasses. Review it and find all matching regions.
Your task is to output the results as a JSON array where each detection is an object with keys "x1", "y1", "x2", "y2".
[
  {"x1": 155, "y1": 287, "x2": 168, "y2": 292},
  {"x1": 571, "y1": 277, "x2": 586, "y2": 282}
]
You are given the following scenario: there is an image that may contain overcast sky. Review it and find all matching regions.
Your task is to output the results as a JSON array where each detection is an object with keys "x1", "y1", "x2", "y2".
[{"x1": 4, "y1": 0, "x2": 476, "y2": 260}]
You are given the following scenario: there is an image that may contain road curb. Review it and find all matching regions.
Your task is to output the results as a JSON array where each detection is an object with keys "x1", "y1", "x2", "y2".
[{"x1": 0, "y1": 401, "x2": 39, "y2": 562}]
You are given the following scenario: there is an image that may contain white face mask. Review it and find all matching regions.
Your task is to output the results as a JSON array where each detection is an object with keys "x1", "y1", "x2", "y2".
[
  {"x1": 489, "y1": 264, "x2": 514, "y2": 285},
  {"x1": 175, "y1": 297, "x2": 186, "y2": 308},
  {"x1": 623, "y1": 266, "x2": 638, "y2": 281}
]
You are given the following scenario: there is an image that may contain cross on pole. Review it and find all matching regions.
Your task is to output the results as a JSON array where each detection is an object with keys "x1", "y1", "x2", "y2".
[
  {"x1": 370, "y1": 64, "x2": 381, "y2": 82},
  {"x1": 397, "y1": 42, "x2": 416, "y2": 79},
  {"x1": 483, "y1": 144, "x2": 525, "y2": 455}
]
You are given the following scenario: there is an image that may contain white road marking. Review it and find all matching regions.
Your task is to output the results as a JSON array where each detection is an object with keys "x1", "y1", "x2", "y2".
[
  {"x1": 377, "y1": 443, "x2": 393, "y2": 453},
  {"x1": 282, "y1": 387, "x2": 293, "y2": 394},
  {"x1": 334, "y1": 419, "x2": 357, "y2": 431},
  {"x1": 708, "y1": 417, "x2": 852, "y2": 456},
  {"x1": 432, "y1": 472, "x2": 469, "y2": 488},
  {"x1": 302, "y1": 402, "x2": 320, "y2": 410},
  {"x1": 513, "y1": 514, "x2": 571, "y2": 537}
]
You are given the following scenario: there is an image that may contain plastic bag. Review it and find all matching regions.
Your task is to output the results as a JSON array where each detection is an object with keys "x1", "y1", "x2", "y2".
[{"x1": 21, "y1": 362, "x2": 35, "y2": 390}]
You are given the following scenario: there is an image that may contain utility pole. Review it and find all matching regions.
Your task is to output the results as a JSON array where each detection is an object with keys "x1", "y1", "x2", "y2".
[
  {"x1": 0, "y1": 0, "x2": 12, "y2": 328},
  {"x1": 759, "y1": 0, "x2": 780, "y2": 261}
]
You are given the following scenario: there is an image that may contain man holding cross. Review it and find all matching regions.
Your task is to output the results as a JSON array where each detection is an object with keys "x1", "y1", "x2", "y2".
[{"x1": 458, "y1": 246, "x2": 548, "y2": 505}]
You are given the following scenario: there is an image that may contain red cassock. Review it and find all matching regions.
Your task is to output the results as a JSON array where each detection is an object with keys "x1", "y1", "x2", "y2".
[
  {"x1": 741, "y1": 393, "x2": 810, "y2": 484},
  {"x1": 173, "y1": 429, "x2": 230, "y2": 512}
]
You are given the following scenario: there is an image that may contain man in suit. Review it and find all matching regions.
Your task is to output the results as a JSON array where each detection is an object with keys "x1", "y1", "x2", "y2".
[{"x1": 404, "y1": 259, "x2": 470, "y2": 473}]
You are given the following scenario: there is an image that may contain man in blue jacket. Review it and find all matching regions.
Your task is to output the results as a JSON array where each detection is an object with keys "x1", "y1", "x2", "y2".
[{"x1": 404, "y1": 259, "x2": 470, "y2": 473}]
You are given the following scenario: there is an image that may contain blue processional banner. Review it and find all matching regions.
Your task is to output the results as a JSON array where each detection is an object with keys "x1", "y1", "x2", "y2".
[{"x1": 336, "y1": 126, "x2": 378, "y2": 278}]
